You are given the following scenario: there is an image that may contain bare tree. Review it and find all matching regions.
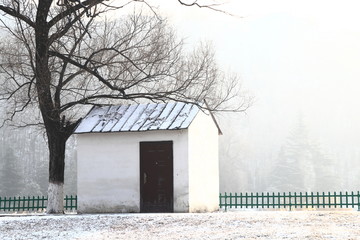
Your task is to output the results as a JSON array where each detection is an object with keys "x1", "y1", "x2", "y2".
[{"x1": 0, "y1": 0, "x2": 250, "y2": 213}]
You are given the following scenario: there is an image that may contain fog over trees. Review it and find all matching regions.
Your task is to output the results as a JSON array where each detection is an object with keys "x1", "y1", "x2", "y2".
[
  {"x1": 0, "y1": 0, "x2": 249, "y2": 214},
  {"x1": 0, "y1": 126, "x2": 77, "y2": 197},
  {"x1": 220, "y1": 114, "x2": 360, "y2": 193},
  {"x1": 266, "y1": 118, "x2": 338, "y2": 192},
  {"x1": 1, "y1": 113, "x2": 360, "y2": 198},
  {"x1": 1, "y1": 0, "x2": 360, "y2": 202}
]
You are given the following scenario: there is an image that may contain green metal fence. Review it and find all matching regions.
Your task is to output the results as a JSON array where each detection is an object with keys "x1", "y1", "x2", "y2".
[
  {"x1": 0, "y1": 195, "x2": 77, "y2": 213},
  {"x1": 219, "y1": 191, "x2": 360, "y2": 211}
]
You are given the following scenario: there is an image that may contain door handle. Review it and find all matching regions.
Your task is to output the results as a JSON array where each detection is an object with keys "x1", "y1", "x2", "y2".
[{"x1": 144, "y1": 172, "x2": 147, "y2": 184}]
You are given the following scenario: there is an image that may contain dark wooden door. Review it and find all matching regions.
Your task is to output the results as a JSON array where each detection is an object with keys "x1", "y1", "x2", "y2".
[{"x1": 140, "y1": 141, "x2": 173, "y2": 213}]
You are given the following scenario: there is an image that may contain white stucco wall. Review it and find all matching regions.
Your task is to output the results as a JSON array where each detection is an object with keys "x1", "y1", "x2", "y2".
[
  {"x1": 77, "y1": 130, "x2": 189, "y2": 213},
  {"x1": 188, "y1": 111, "x2": 219, "y2": 212}
]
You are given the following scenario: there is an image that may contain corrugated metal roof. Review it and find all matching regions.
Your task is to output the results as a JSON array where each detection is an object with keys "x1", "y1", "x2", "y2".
[{"x1": 74, "y1": 102, "x2": 200, "y2": 133}]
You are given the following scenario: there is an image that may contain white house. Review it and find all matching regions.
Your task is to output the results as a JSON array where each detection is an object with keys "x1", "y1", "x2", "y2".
[{"x1": 74, "y1": 101, "x2": 221, "y2": 213}]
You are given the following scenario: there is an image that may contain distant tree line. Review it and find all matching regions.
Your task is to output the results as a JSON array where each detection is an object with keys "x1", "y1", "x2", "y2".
[
  {"x1": 220, "y1": 117, "x2": 360, "y2": 193},
  {"x1": 2, "y1": 116, "x2": 359, "y2": 197},
  {"x1": 0, "y1": 127, "x2": 76, "y2": 197}
]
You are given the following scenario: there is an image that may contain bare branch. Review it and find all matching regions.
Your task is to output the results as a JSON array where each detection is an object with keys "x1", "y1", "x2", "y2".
[
  {"x1": 48, "y1": 50, "x2": 126, "y2": 94},
  {"x1": 0, "y1": 4, "x2": 35, "y2": 27},
  {"x1": 49, "y1": 0, "x2": 133, "y2": 28},
  {"x1": 177, "y1": 0, "x2": 236, "y2": 16},
  {"x1": 0, "y1": 0, "x2": 251, "y2": 214}
]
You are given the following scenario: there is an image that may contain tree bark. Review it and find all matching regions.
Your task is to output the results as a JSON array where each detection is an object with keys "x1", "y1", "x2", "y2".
[
  {"x1": 46, "y1": 132, "x2": 68, "y2": 213},
  {"x1": 34, "y1": 1, "x2": 68, "y2": 214}
]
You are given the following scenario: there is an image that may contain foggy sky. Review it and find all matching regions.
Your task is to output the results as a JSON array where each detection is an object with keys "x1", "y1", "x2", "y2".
[
  {"x1": 2, "y1": 0, "x2": 360, "y2": 194},
  {"x1": 149, "y1": 0, "x2": 360, "y2": 165}
]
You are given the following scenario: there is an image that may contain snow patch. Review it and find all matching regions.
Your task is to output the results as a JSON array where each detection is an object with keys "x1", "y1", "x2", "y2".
[{"x1": 1, "y1": 211, "x2": 360, "y2": 239}]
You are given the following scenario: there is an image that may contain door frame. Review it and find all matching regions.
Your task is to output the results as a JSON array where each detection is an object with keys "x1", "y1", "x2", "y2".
[{"x1": 139, "y1": 141, "x2": 174, "y2": 213}]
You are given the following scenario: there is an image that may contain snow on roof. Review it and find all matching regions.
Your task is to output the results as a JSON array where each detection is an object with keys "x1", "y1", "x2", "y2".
[{"x1": 74, "y1": 102, "x2": 201, "y2": 134}]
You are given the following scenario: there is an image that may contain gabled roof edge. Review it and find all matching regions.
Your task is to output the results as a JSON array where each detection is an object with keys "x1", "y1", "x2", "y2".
[
  {"x1": 73, "y1": 105, "x2": 97, "y2": 134},
  {"x1": 73, "y1": 101, "x2": 222, "y2": 134}
]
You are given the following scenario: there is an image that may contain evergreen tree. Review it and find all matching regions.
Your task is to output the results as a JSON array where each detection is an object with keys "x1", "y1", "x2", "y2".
[
  {"x1": 268, "y1": 118, "x2": 338, "y2": 192},
  {"x1": 0, "y1": 147, "x2": 24, "y2": 196}
]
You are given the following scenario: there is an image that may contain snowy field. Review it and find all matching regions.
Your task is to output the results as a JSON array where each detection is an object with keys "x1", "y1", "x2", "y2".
[{"x1": 1, "y1": 210, "x2": 360, "y2": 240}]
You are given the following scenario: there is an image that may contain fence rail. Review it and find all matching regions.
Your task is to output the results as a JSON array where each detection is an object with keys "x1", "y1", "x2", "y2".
[
  {"x1": 219, "y1": 191, "x2": 360, "y2": 211},
  {"x1": 3, "y1": 192, "x2": 359, "y2": 213},
  {"x1": 0, "y1": 195, "x2": 77, "y2": 213}
]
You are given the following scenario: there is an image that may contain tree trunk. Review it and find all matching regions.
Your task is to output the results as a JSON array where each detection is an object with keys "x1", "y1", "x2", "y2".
[
  {"x1": 46, "y1": 132, "x2": 67, "y2": 214},
  {"x1": 34, "y1": 1, "x2": 69, "y2": 214}
]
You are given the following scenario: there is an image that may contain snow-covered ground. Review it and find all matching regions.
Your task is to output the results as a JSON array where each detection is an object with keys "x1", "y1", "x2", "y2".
[{"x1": 1, "y1": 210, "x2": 360, "y2": 239}]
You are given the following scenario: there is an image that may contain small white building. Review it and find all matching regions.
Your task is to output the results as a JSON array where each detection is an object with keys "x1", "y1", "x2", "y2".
[{"x1": 74, "y1": 101, "x2": 221, "y2": 213}]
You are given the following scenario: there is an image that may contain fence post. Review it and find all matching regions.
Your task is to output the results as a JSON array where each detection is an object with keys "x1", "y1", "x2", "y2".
[
  {"x1": 11, "y1": 197, "x2": 15, "y2": 212},
  {"x1": 272, "y1": 192, "x2": 275, "y2": 209},
  {"x1": 235, "y1": 192, "x2": 238, "y2": 209},
  {"x1": 37, "y1": 196, "x2": 40, "y2": 211},
  {"x1": 22, "y1": 196, "x2": 26, "y2": 211},
  {"x1": 340, "y1": 192, "x2": 343, "y2": 209},
  {"x1": 283, "y1": 192, "x2": 286, "y2": 209},
  {"x1": 32, "y1": 196, "x2": 35, "y2": 211},
  {"x1": 224, "y1": 192, "x2": 227, "y2": 211},
  {"x1": 311, "y1": 192, "x2": 314, "y2": 208},
  {"x1": 240, "y1": 192, "x2": 243, "y2": 208},
  {"x1": 316, "y1": 192, "x2": 320, "y2": 209},
  {"x1": 75, "y1": 195, "x2": 78, "y2": 210},
  {"x1": 345, "y1": 191, "x2": 349, "y2": 208},
  {"x1": 17, "y1": 196, "x2": 21, "y2": 212},
  {"x1": 277, "y1": 192, "x2": 280, "y2": 209},
  {"x1": 219, "y1": 193, "x2": 222, "y2": 209},
  {"x1": 251, "y1": 192, "x2": 254, "y2": 208},
  {"x1": 43, "y1": 196, "x2": 46, "y2": 210},
  {"x1": 289, "y1": 192, "x2": 292, "y2": 211},
  {"x1": 245, "y1": 192, "x2": 248, "y2": 208}
]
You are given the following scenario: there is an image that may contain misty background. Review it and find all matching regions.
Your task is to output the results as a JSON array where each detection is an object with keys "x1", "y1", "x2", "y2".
[{"x1": 1, "y1": 0, "x2": 360, "y2": 196}]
